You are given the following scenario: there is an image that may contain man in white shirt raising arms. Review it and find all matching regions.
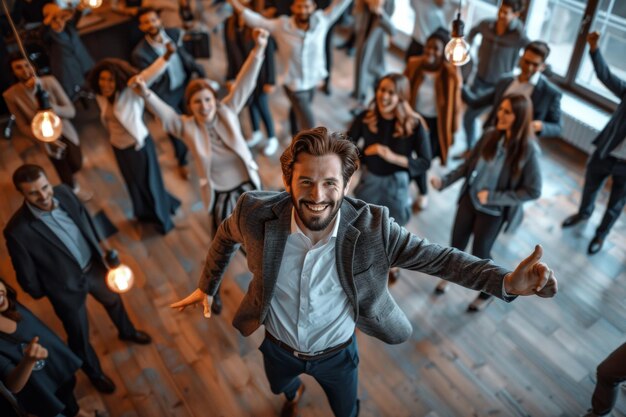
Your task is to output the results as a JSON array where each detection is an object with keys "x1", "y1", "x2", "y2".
[{"x1": 228, "y1": 0, "x2": 351, "y2": 137}]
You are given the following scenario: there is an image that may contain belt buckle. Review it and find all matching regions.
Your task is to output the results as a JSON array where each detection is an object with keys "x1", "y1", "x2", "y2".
[{"x1": 293, "y1": 350, "x2": 308, "y2": 360}]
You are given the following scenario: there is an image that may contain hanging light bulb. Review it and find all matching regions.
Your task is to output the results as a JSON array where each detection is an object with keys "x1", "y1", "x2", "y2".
[
  {"x1": 31, "y1": 86, "x2": 63, "y2": 142},
  {"x1": 445, "y1": 12, "x2": 471, "y2": 66},
  {"x1": 105, "y1": 250, "x2": 135, "y2": 293},
  {"x1": 80, "y1": 0, "x2": 103, "y2": 8}
]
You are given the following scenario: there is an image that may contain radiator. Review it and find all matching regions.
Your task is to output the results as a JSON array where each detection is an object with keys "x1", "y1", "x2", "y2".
[{"x1": 560, "y1": 111, "x2": 600, "y2": 154}]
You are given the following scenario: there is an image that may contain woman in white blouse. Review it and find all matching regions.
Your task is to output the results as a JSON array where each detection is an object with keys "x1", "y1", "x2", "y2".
[
  {"x1": 88, "y1": 52, "x2": 181, "y2": 235},
  {"x1": 131, "y1": 29, "x2": 269, "y2": 314}
]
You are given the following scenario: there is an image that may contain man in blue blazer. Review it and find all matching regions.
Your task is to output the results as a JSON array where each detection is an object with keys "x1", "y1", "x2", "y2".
[
  {"x1": 131, "y1": 7, "x2": 207, "y2": 179},
  {"x1": 562, "y1": 32, "x2": 626, "y2": 255},
  {"x1": 4, "y1": 165, "x2": 152, "y2": 394},
  {"x1": 460, "y1": 40, "x2": 562, "y2": 158},
  {"x1": 171, "y1": 127, "x2": 558, "y2": 417}
]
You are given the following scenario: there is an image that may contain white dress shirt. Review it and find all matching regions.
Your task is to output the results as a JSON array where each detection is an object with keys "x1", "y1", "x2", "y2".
[
  {"x1": 242, "y1": 0, "x2": 350, "y2": 91},
  {"x1": 265, "y1": 209, "x2": 355, "y2": 353}
]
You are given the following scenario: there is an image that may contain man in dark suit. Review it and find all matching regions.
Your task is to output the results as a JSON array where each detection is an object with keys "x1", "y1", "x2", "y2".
[
  {"x1": 461, "y1": 41, "x2": 562, "y2": 157},
  {"x1": 4, "y1": 165, "x2": 152, "y2": 394},
  {"x1": 131, "y1": 7, "x2": 206, "y2": 179},
  {"x1": 562, "y1": 32, "x2": 626, "y2": 255},
  {"x1": 171, "y1": 127, "x2": 558, "y2": 417}
]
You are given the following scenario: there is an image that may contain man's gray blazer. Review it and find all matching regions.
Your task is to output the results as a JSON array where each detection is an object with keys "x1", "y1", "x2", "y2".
[{"x1": 199, "y1": 191, "x2": 513, "y2": 345}]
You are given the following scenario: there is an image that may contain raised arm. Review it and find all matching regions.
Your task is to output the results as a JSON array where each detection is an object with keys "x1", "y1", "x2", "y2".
[
  {"x1": 324, "y1": 0, "x2": 353, "y2": 24},
  {"x1": 139, "y1": 52, "x2": 171, "y2": 87},
  {"x1": 232, "y1": 0, "x2": 278, "y2": 32},
  {"x1": 129, "y1": 70, "x2": 186, "y2": 137},
  {"x1": 223, "y1": 29, "x2": 269, "y2": 113},
  {"x1": 588, "y1": 32, "x2": 626, "y2": 98},
  {"x1": 47, "y1": 77, "x2": 76, "y2": 119},
  {"x1": 4, "y1": 337, "x2": 48, "y2": 393}
]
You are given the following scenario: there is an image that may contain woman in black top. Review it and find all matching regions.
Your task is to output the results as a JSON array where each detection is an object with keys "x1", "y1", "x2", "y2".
[
  {"x1": 0, "y1": 277, "x2": 82, "y2": 417},
  {"x1": 348, "y1": 73, "x2": 431, "y2": 281},
  {"x1": 431, "y1": 94, "x2": 542, "y2": 311}
]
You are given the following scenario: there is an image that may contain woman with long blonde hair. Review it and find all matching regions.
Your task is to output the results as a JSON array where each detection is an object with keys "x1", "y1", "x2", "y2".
[{"x1": 347, "y1": 73, "x2": 431, "y2": 282}]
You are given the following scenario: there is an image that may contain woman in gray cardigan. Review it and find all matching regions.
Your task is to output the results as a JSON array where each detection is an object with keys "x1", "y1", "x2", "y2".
[{"x1": 430, "y1": 94, "x2": 542, "y2": 311}]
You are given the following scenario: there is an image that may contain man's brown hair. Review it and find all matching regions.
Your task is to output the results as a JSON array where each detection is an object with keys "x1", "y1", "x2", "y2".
[{"x1": 280, "y1": 127, "x2": 360, "y2": 187}]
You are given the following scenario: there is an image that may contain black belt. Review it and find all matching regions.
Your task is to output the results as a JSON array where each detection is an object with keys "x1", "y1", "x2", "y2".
[{"x1": 265, "y1": 330, "x2": 352, "y2": 361}]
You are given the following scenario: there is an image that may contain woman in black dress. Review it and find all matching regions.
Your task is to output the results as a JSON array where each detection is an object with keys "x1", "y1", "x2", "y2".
[
  {"x1": 347, "y1": 73, "x2": 431, "y2": 281},
  {"x1": 89, "y1": 56, "x2": 181, "y2": 234},
  {"x1": 0, "y1": 278, "x2": 82, "y2": 417}
]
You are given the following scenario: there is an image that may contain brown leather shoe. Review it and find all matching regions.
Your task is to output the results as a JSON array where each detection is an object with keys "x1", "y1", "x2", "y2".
[{"x1": 281, "y1": 384, "x2": 305, "y2": 417}]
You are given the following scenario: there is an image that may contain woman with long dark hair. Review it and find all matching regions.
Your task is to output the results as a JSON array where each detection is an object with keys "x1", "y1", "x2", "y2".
[
  {"x1": 88, "y1": 54, "x2": 181, "y2": 235},
  {"x1": 347, "y1": 73, "x2": 431, "y2": 282},
  {"x1": 431, "y1": 94, "x2": 542, "y2": 311},
  {"x1": 0, "y1": 278, "x2": 82, "y2": 417}
]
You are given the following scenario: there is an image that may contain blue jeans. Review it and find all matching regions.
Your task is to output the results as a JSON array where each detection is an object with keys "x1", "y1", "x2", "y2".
[{"x1": 259, "y1": 334, "x2": 359, "y2": 417}]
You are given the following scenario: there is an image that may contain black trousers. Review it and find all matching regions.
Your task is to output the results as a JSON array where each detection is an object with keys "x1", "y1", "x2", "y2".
[
  {"x1": 52, "y1": 261, "x2": 136, "y2": 378},
  {"x1": 162, "y1": 85, "x2": 189, "y2": 167},
  {"x1": 57, "y1": 375, "x2": 79, "y2": 417},
  {"x1": 48, "y1": 136, "x2": 82, "y2": 188},
  {"x1": 591, "y1": 341, "x2": 626, "y2": 415},
  {"x1": 451, "y1": 193, "x2": 505, "y2": 300},
  {"x1": 578, "y1": 152, "x2": 626, "y2": 239}
]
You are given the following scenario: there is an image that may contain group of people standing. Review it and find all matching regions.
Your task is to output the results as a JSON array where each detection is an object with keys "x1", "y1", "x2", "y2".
[{"x1": 0, "y1": 0, "x2": 624, "y2": 416}]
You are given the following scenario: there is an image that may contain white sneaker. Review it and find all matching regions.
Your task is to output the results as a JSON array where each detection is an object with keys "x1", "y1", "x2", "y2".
[
  {"x1": 263, "y1": 137, "x2": 279, "y2": 156},
  {"x1": 247, "y1": 131, "x2": 264, "y2": 148}
]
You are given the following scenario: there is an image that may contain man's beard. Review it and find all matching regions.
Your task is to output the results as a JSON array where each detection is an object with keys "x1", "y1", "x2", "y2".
[{"x1": 291, "y1": 195, "x2": 342, "y2": 232}]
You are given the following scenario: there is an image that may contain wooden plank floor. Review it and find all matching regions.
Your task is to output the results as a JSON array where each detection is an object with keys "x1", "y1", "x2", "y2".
[{"x1": 0, "y1": 19, "x2": 625, "y2": 417}]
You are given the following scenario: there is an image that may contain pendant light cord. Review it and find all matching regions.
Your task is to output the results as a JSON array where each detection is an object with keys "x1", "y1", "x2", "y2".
[{"x1": 1, "y1": 0, "x2": 33, "y2": 65}]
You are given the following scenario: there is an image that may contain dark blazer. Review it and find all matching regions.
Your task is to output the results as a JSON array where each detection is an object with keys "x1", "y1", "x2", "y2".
[
  {"x1": 589, "y1": 49, "x2": 626, "y2": 158},
  {"x1": 463, "y1": 74, "x2": 562, "y2": 138},
  {"x1": 131, "y1": 28, "x2": 206, "y2": 105},
  {"x1": 43, "y1": 17, "x2": 95, "y2": 99},
  {"x1": 199, "y1": 191, "x2": 514, "y2": 345},
  {"x1": 4, "y1": 185, "x2": 103, "y2": 306},
  {"x1": 440, "y1": 128, "x2": 542, "y2": 232}
]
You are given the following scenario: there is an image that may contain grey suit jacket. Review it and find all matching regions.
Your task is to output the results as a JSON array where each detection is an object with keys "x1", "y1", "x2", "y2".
[{"x1": 199, "y1": 191, "x2": 513, "y2": 344}]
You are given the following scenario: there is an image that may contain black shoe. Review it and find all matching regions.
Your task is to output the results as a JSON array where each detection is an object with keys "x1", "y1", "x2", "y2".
[
  {"x1": 562, "y1": 213, "x2": 590, "y2": 228},
  {"x1": 88, "y1": 373, "x2": 116, "y2": 394},
  {"x1": 588, "y1": 236, "x2": 604, "y2": 255},
  {"x1": 211, "y1": 294, "x2": 223, "y2": 315},
  {"x1": 119, "y1": 330, "x2": 152, "y2": 345},
  {"x1": 321, "y1": 82, "x2": 332, "y2": 96}
]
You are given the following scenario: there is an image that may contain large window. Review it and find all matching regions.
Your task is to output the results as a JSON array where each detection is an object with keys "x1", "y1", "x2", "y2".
[{"x1": 527, "y1": 0, "x2": 625, "y2": 108}]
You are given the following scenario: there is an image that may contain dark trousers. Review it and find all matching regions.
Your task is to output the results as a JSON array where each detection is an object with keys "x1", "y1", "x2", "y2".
[
  {"x1": 404, "y1": 38, "x2": 424, "y2": 62},
  {"x1": 591, "y1": 342, "x2": 626, "y2": 415},
  {"x1": 163, "y1": 84, "x2": 189, "y2": 167},
  {"x1": 284, "y1": 86, "x2": 315, "y2": 136},
  {"x1": 578, "y1": 152, "x2": 626, "y2": 239},
  {"x1": 57, "y1": 375, "x2": 79, "y2": 417},
  {"x1": 462, "y1": 77, "x2": 494, "y2": 149},
  {"x1": 415, "y1": 116, "x2": 439, "y2": 195},
  {"x1": 49, "y1": 136, "x2": 82, "y2": 188},
  {"x1": 53, "y1": 261, "x2": 136, "y2": 378},
  {"x1": 112, "y1": 135, "x2": 181, "y2": 234},
  {"x1": 248, "y1": 92, "x2": 276, "y2": 138},
  {"x1": 260, "y1": 334, "x2": 359, "y2": 417},
  {"x1": 451, "y1": 193, "x2": 505, "y2": 300}
]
